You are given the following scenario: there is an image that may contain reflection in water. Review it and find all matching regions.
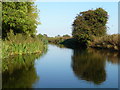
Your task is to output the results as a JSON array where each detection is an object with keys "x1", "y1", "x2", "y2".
[
  {"x1": 3, "y1": 54, "x2": 41, "y2": 74},
  {"x1": 2, "y1": 52, "x2": 46, "y2": 88},
  {"x1": 71, "y1": 48, "x2": 119, "y2": 84},
  {"x1": 2, "y1": 45, "x2": 119, "y2": 88},
  {"x1": 72, "y1": 49, "x2": 106, "y2": 84},
  {"x1": 88, "y1": 48, "x2": 120, "y2": 64},
  {"x1": 3, "y1": 65, "x2": 38, "y2": 88}
]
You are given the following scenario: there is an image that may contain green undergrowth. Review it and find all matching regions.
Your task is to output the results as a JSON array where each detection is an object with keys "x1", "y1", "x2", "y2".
[
  {"x1": 2, "y1": 31, "x2": 48, "y2": 59},
  {"x1": 47, "y1": 36, "x2": 70, "y2": 44},
  {"x1": 90, "y1": 34, "x2": 120, "y2": 51}
]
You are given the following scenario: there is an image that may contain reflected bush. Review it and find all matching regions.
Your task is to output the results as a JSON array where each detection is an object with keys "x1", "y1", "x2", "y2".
[
  {"x1": 2, "y1": 65, "x2": 39, "y2": 88},
  {"x1": 72, "y1": 49, "x2": 106, "y2": 84},
  {"x1": 2, "y1": 53, "x2": 45, "y2": 74},
  {"x1": 88, "y1": 48, "x2": 120, "y2": 64},
  {"x1": 2, "y1": 46, "x2": 48, "y2": 88}
]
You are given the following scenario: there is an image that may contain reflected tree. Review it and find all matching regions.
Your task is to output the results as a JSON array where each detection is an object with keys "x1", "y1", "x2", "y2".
[
  {"x1": 71, "y1": 49, "x2": 106, "y2": 84},
  {"x1": 2, "y1": 53, "x2": 43, "y2": 88},
  {"x1": 2, "y1": 65, "x2": 39, "y2": 88},
  {"x1": 2, "y1": 47, "x2": 48, "y2": 88}
]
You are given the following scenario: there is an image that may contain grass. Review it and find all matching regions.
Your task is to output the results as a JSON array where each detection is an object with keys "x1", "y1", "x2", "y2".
[
  {"x1": 47, "y1": 36, "x2": 71, "y2": 44},
  {"x1": 2, "y1": 33, "x2": 48, "y2": 59},
  {"x1": 90, "y1": 34, "x2": 120, "y2": 51}
]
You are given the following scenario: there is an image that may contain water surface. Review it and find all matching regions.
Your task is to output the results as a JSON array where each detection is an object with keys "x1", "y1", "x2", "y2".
[{"x1": 3, "y1": 44, "x2": 119, "y2": 88}]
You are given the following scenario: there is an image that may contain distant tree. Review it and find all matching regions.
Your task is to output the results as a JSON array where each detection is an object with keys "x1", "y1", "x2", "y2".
[
  {"x1": 37, "y1": 34, "x2": 43, "y2": 38},
  {"x1": 2, "y1": 2, "x2": 40, "y2": 38},
  {"x1": 55, "y1": 35, "x2": 60, "y2": 37},
  {"x1": 43, "y1": 34, "x2": 48, "y2": 37},
  {"x1": 72, "y1": 8, "x2": 108, "y2": 47},
  {"x1": 63, "y1": 34, "x2": 70, "y2": 37}
]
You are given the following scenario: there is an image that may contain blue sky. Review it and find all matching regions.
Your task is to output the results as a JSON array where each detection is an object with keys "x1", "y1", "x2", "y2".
[{"x1": 35, "y1": 2, "x2": 118, "y2": 37}]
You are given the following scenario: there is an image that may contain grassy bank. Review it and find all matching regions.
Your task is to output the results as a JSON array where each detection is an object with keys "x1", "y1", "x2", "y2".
[
  {"x1": 47, "y1": 36, "x2": 71, "y2": 44},
  {"x1": 2, "y1": 33, "x2": 48, "y2": 59},
  {"x1": 49, "y1": 34, "x2": 120, "y2": 51},
  {"x1": 90, "y1": 34, "x2": 120, "y2": 51}
]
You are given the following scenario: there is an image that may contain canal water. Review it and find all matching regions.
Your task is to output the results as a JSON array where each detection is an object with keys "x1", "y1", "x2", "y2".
[{"x1": 2, "y1": 44, "x2": 119, "y2": 88}]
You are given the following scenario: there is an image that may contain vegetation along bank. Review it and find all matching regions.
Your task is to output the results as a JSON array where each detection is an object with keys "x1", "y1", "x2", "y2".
[
  {"x1": 47, "y1": 8, "x2": 119, "y2": 51},
  {"x1": 2, "y1": 2, "x2": 48, "y2": 58}
]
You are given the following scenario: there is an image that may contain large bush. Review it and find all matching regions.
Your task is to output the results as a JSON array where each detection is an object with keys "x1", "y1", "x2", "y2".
[
  {"x1": 2, "y1": 2, "x2": 39, "y2": 38},
  {"x1": 72, "y1": 8, "x2": 108, "y2": 47}
]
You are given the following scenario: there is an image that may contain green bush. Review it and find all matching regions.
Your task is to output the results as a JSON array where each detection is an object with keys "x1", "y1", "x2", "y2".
[
  {"x1": 72, "y1": 8, "x2": 108, "y2": 47},
  {"x1": 2, "y1": 2, "x2": 40, "y2": 38}
]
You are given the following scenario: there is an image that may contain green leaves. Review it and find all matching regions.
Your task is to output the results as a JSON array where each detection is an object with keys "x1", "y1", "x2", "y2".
[
  {"x1": 2, "y1": 2, "x2": 40, "y2": 38},
  {"x1": 72, "y1": 8, "x2": 108, "y2": 47},
  {"x1": 2, "y1": 33, "x2": 48, "y2": 59}
]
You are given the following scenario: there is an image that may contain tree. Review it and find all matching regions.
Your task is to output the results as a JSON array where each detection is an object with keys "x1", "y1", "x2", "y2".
[
  {"x1": 43, "y1": 34, "x2": 48, "y2": 37},
  {"x1": 2, "y1": 2, "x2": 40, "y2": 38},
  {"x1": 72, "y1": 8, "x2": 108, "y2": 47},
  {"x1": 63, "y1": 34, "x2": 70, "y2": 37}
]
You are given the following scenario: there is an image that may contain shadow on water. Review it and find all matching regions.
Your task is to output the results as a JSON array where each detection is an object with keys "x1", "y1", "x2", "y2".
[
  {"x1": 2, "y1": 50, "x2": 47, "y2": 88},
  {"x1": 71, "y1": 48, "x2": 120, "y2": 85}
]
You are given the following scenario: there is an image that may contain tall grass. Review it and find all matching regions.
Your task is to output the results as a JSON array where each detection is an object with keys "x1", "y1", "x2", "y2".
[
  {"x1": 90, "y1": 34, "x2": 120, "y2": 51},
  {"x1": 2, "y1": 32, "x2": 48, "y2": 59}
]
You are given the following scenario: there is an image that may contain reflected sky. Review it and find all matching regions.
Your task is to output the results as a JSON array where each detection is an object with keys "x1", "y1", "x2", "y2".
[
  {"x1": 2, "y1": 44, "x2": 119, "y2": 88},
  {"x1": 32, "y1": 44, "x2": 119, "y2": 88}
]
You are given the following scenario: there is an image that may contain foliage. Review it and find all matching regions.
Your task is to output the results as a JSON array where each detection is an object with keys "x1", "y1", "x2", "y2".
[
  {"x1": 72, "y1": 8, "x2": 108, "y2": 47},
  {"x1": 37, "y1": 33, "x2": 48, "y2": 44},
  {"x1": 62, "y1": 34, "x2": 71, "y2": 37},
  {"x1": 47, "y1": 35, "x2": 71, "y2": 44},
  {"x1": 90, "y1": 34, "x2": 120, "y2": 51},
  {"x1": 2, "y1": 2, "x2": 40, "y2": 38},
  {"x1": 2, "y1": 31, "x2": 48, "y2": 59}
]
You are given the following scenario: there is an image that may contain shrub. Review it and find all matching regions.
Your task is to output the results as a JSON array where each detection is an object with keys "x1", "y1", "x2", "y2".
[{"x1": 72, "y1": 8, "x2": 108, "y2": 47}]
